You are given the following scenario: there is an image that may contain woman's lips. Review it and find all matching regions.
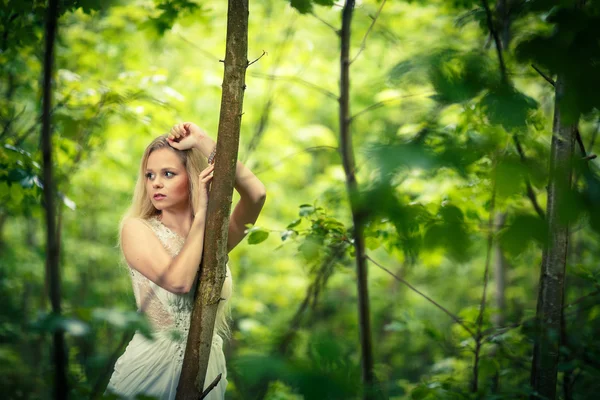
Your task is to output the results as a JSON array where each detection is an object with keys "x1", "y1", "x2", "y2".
[{"x1": 153, "y1": 194, "x2": 166, "y2": 200}]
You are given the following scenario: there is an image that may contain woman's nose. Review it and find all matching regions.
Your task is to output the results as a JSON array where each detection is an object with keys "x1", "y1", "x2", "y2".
[{"x1": 153, "y1": 179, "x2": 163, "y2": 188}]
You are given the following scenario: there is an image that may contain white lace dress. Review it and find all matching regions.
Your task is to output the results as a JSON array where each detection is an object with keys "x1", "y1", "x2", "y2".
[{"x1": 106, "y1": 216, "x2": 232, "y2": 399}]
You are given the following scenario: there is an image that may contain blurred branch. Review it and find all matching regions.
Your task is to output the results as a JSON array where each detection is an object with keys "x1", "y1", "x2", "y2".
[
  {"x1": 472, "y1": 162, "x2": 497, "y2": 393},
  {"x1": 310, "y1": 11, "x2": 338, "y2": 33},
  {"x1": 248, "y1": 71, "x2": 338, "y2": 99},
  {"x1": 588, "y1": 119, "x2": 599, "y2": 150},
  {"x1": 512, "y1": 135, "x2": 546, "y2": 219},
  {"x1": 253, "y1": 146, "x2": 338, "y2": 175},
  {"x1": 199, "y1": 374, "x2": 222, "y2": 400},
  {"x1": 483, "y1": 289, "x2": 600, "y2": 343},
  {"x1": 247, "y1": 50, "x2": 267, "y2": 67},
  {"x1": 0, "y1": 105, "x2": 27, "y2": 141},
  {"x1": 177, "y1": 33, "x2": 220, "y2": 61},
  {"x1": 244, "y1": 19, "x2": 296, "y2": 161},
  {"x1": 531, "y1": 64, "x2": 555, "y2": 86},
  {"x1": 365, "y1": 255, "x2": 476, "y2": 339},
  {"x1": 350, "y1": 92, "x2": 433, "y2": 122},
  {"x1": 276, "y1": 244, "x2": 346, "y2": 355},
  {"x1": 481, "y1": 0, "x2": 508, "y2": 83},
  {"x1": 350, "y1": 0, "x2": 386, "y2": 64}
]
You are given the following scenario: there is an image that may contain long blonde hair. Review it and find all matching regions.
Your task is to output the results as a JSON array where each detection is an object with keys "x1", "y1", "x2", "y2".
[
  {"x1": 119, "y1": 134, "x2": 231, "y2": 338},
  {"x1": 123, "y1": 134, "x2": 208, "y2": 221}
]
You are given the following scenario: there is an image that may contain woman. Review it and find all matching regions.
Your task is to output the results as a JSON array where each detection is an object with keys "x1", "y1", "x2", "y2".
[{"x1": 106, "y1": 122, "x2": 266, "y2": 399}]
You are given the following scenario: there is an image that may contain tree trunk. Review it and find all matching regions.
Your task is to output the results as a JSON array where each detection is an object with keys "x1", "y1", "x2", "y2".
[
  {"x1": 530, "y1": 75, "x2": 577, "y2": 399},
  {"x1": 339, "y1": 1, "x2": 376, "y2": 398},
  {"x1": 493, "y1": 213, "x2": 508, "y2": 329},
  {"x1": 175, "y1": 0, "x2": 248, "y2": 398},
  {"x1": 40, "y1": 0, "x2": 67, "y2": 398}
]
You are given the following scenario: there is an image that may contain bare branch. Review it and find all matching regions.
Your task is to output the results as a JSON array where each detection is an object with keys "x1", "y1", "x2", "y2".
[
  {"x1": 350, "y1": 92, "x2": 434, "y2": 122},
  {"x1": 310, "y1": 11, "x2": 338, "y2": 33},
  {"x1": 247, "y1": 50, "x2": 267, "y2": 67},
  {"x1": 350, "y1": 0, "x2": 387, "y2": 64},
  {"x1": 512, "y1": 135, "x2": 546, "y2": 219},
  {"x1": 199, "y1": 374, "x2": 222, "y2": 400},
  {"x1": 248, "y1": 71, "x2": 338, "y2": 99},
  {"x1": 481, "y1": 0, "x2": 508, "y2": 83},
  {"x1": 253, "y1": 146, "x2": 338, "y2": 175},
  {"x1": 365, "y1": 255, "x2": 477, "y2": 339},
  {"x1": 531, "y1": 64, "x2": 556, "y2": 87},
  {"x1": 472, "y1": 164, "x2": 497, "y2": 392}
]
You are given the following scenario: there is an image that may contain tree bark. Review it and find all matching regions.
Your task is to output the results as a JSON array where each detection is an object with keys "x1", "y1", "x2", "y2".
[
  {"x1": 175, "y1": 0, "x2": 248, "y2": 398},
  {"x1": 530, "y1": 75, "x2": 577, "y2": 400},
  {"x1": 40, "y1": 0, "x2": 67, "y2": 398},
  {"x1": 339, "y1": 1, "x2": 376, "y2": 398}
]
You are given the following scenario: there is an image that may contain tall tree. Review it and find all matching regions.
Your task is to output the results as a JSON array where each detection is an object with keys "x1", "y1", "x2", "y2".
[
  {"x1": 176, "y1": 0, "x2": 249, "y2": 398},
  {"x1": 339, "y1": 0, "x2": 376, "y2": 398},
  {"x1": 40, "y1": 0, "x2": 67, "y2": 398},
  {"x1": 530, "y1": 75, "x2": 577, "y2": 400}
]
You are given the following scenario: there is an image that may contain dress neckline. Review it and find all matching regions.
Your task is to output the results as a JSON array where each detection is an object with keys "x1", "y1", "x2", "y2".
[{"x1": 150, "y1": 215, "x2": 186, "y2": 241}]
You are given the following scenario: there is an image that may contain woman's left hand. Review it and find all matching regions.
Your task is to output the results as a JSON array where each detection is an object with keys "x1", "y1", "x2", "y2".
[{"x1": 167, "y1": 122, "x2": 213, "y2": 154}]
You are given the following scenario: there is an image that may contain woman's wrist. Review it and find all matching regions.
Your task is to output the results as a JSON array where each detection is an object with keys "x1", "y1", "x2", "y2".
[{"x1": 194, "y1": 136, "x2": 216, "y2": 158}]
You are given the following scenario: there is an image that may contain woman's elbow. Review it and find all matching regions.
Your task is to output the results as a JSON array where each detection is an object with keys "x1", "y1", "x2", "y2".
[{"x1": 255, "y1": 186, "x2": 267, "y2": 205}]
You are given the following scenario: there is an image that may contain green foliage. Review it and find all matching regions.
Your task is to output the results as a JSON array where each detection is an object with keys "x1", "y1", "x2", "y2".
[
  {"x1": 2, "y1": 0, "x2": 600, "y2": 398},
  {"x1": 287, "y1": 0, "x2": 335, "y2": 14}
]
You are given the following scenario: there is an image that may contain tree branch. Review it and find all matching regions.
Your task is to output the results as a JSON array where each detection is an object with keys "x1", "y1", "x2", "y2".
[
  {"x1": 531, "y1": 64, "x2": 555, "y2": 86},
  {"x1": 350, "y1": 92, "x2": 434, "y2": 122},
  {"x1": 365, "y1": 255, "x2": 476, "y2": 339},
  {"x1": 472, "y1": 164, "x2": 497, "y2": 392},
  {"x1": 350, "y1": 0, "x2": 387, "y2": 64},
  {"x1": 481, "y1": 0, "x2": 508, "y2": 83},
  {"x1": 248, "y1": 71, "x2": 338, "y2": 100}
]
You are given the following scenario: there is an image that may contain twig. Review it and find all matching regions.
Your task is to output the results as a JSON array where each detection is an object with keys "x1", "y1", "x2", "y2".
[
  {"x1": 247, "y1": 50, "x2": 267, "y2": 67},
  {"x1": 350, "y1": 0, "x2": 387, "y2": 64},
  {"x1": 365, "y1": 255, "x2": 476, "y2": 339},
  {"x1": 512, "y1": 135, "x2": 546, "y2": 219},
  {"x1": 177, "y1": 33, "x2": 220, "y2": 61},
  {"x1": 310, "y1": 11, "x2": 338, "y2": 33},
  {"x1": 248, "y1": 71, "x2": 338, "y2": 100},
  {"x1": 483, "y1": 288, "x2": 600, "y2": 343},
  {"x1": 350, "y1": 92, "x2": 434, "y2": 122},
  {"x1": 588, "y1": 119, "x2": 599, "y2": 150},
  {"x1": 254, "y1": 146, "x2": 338, "y2": 175},
  {"x1": 472, "y1": 160, "x2": 497, "y2": 393},
  {"x1": 531, "y1": 64, "x2": 555, "y2": 87},
  {"x1": 481, "y1": 0, "x2": 508, "y2": 83},
  {"x1": 244, "y1": 19, "x2": 296, "y2": 161},
  {"x1": 199, "y1": 374, "x2": 222, "y2": 400}
]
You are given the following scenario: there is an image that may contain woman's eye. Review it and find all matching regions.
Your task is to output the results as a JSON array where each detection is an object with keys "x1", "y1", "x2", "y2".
[
  {"x1": 165, "y1": 171, "x2": 175, "y2": 177},
  {"x1": 145, "y1": 172, "x2": 154, "y2": 179}
]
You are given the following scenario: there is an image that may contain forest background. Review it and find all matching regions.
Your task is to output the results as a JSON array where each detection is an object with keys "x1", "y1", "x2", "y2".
[{"x1": 1, "y1": 0, "x2": 599, "y2": 399}]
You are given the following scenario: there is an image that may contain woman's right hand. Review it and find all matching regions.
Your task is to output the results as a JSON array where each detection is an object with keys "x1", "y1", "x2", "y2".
[{"x1": 194, "y1": 164, "x2": 215, "y2": 217}]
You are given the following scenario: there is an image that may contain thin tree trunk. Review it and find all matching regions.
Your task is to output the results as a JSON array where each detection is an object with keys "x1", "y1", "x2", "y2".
[
  {"x1": 175, "y1": 0, "x2": 248, "y2": 398},
  {"x1": 491, "y1": 212, "x2": 508, "y2": 392},
  {"x1": 530, "y1": 75, "x2": 577, "y2": 400},
  {"x1": 339, "y1": 1, "x2": 376, "y2": 398},
  {"x1": 41, "y1": 0, "x2": 67, "y2": 398}
]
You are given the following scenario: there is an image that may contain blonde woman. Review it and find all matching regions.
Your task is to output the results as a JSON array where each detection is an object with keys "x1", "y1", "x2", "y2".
[{"x1": 106, "y1": 122, "x2": 266, "y2": 399}]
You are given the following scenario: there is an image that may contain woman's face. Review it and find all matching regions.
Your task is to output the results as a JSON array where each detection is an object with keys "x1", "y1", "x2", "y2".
[{"x1": 145, "y1": 148, "x2": 189, "y2": 212}]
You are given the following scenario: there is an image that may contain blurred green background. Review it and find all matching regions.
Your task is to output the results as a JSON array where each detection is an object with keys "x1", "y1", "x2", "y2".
[{"x1": 1, "y1": 0, "x2": 599, "y2": 399}]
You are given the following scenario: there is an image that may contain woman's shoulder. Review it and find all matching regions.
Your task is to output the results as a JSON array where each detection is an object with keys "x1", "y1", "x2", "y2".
[{"x1": 121, "y1": 216, "x2": 159, "y2": 234}]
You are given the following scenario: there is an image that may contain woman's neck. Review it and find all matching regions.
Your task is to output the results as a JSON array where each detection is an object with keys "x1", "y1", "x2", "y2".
[{"x1": 158, "y1": 208, "x2": 193, "y2": 238}]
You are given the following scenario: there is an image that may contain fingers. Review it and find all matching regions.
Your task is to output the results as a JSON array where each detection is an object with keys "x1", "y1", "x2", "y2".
[
  {"x1": 198, "y1": 165, "x2": 215, "y2": 183},
  {"x1": 167, "y1": 123, "x2": 189, "y2": 141}
]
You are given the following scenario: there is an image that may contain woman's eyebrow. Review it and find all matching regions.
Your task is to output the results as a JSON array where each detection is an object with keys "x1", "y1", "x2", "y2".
[{"x1": 145, "y1": 167, "x2": 178, "y2": 172}]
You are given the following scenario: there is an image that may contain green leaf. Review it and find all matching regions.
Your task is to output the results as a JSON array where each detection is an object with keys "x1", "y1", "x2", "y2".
[
  {"x1": 299, "y1": 204, "x2": 315, "y2": 217},
  {"x1": 480, "y1": 85, "x2": 538, "y2": 131},
  {"x1": 287, "y1": 218, "x2": 302, "y2": 229},
  {"x1": 498, "y1": 213, "x2": 547, "y2": 256},
  {"x1": 248, "y1": 230, "x2": 269, "y2": 245}
]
